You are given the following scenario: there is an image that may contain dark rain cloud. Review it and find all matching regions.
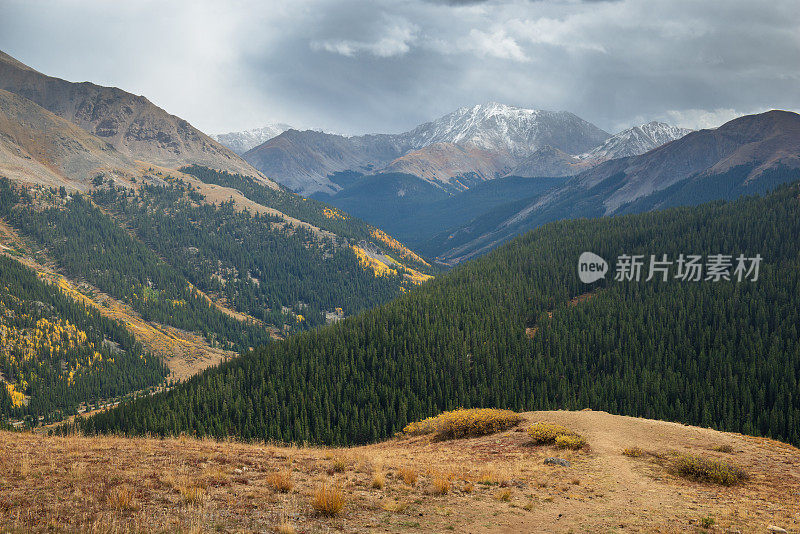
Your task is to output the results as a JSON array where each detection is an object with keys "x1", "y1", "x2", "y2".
[{"x1": 0, "y1": 0, "x2": 797, "y2": 135}]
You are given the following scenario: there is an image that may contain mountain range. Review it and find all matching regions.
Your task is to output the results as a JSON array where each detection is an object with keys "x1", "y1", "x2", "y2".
[
  {"x1": 238, "y1": 103, "x2": 619, "y2": 195},
  {"x1": 432, "y1": 110, "x2": 800, "y2": 264}
]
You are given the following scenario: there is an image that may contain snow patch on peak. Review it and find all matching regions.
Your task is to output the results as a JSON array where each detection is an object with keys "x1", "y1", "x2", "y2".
[
  {"x1": 399, "y1": 103, "x2": 609, "y2": 156},
  {"x1": 580, "y1": 122, "x2": 692, "y2": 161},
  {"x1": 213, "y1": 123, "x2": 293, "y2": 154}
]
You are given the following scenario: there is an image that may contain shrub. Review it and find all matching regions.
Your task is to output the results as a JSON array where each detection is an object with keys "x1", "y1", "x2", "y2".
[
  {"x1": 267, "y1": 470, "x2": 294, "y2": 493},
  {"x1": 555, "y1": 434, "x2": 586, "y2": 450},
  {"x1": 670, "y1": 454, "x2": 749, "y2": 486},
  {"x1": 312, "y1": 484, "x2": 345, "y2": 516},
  {"x1": 622, "y1": 447, "x2": 644, "y2": 457},
  {"x1": 495, "y1": 488, "x2": 512, "y2": 502},
  {"x1": 701, "y1": 516, "x2": 715, "y2": 528},
  {"x1": 712, "y1": 444, "x2": 733, "y2": 453},
  {"x1": 331, "y1": 456, "x2": 347, "y2": 473},
  {"x1": 402, "y1": 408, "x2": 523, "y2": 440},
  {"x1": 527, "y1": 422, "x2": 585, "y2": 448}
]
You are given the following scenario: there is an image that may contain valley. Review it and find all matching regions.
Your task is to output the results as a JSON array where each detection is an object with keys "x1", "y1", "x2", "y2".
[
  {"x1": 1, "y1": 5, "x2": 799, "y2": 529},
  {"x1": 0, "y1": 50, "x2": 435, "y2": 428}
]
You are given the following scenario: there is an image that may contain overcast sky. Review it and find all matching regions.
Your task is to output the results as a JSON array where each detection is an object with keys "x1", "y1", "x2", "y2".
[{"x1": 2, "y1": 0, "x2": 798, "y2": 136}]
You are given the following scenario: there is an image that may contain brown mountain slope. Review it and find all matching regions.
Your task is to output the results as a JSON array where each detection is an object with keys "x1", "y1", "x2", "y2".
[
  {"x1": 0, "y1": 89, "x2": 138, "y2": 190},
  {"x1": 0, "y1": 50, "x2": 273, "y2": 185},
  {"x1": 2, "y1": 410, "x2": 798, "y2": 532},
  {"x1": 379, "y1": 142, "x2": 517, "y2": 188},
  {"x1": 243, "y1": 129, "x2": 406, "y2": 195}
]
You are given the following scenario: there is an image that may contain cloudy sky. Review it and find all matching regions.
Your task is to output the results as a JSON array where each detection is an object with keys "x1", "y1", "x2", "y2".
[{"x1": 2, "y1": 0, "x2": 798, "y2": 136}]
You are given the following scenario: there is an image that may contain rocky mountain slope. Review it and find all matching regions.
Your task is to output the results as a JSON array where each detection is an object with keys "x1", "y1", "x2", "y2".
[
  {"x1": 433, "y1": 110, "x2": 800, "y2": 264},
  {"x1": 4, "y1": 409, "x2": 798, "y2": 532},
  {"x1": 505, "y1": 145, "x2": 592, "y2": 178},
  {"x1": 211, "y1": 123, "x2": 292, "y2": 154},
  {"x1": 314, "y1": 118, "x2": 690, "y2": 248},
  {"x1": 0, "y1": 50, "x2": 266, "y2": 181},
  {"x1": 546, "y1": 110, "x2": 800, "y2": 214},
  {"x1": 0, "y1": 89, "x2": 139, "y2": 190}
]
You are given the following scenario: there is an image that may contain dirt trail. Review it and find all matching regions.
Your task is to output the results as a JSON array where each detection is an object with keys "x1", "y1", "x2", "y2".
[{"x1": 485, "y1": 411, "x2": 800, "y2": 533}]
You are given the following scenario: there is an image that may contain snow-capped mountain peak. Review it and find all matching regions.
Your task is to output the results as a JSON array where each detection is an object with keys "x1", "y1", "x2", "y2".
[
  {"x1": 579, "y1": 121, "x2": 693, "y2": 161},
  {"x1": 398, "y1": 102, "x2": 610, "y2": 157},
  {"x1": 212, "y1": 123, "x2": 293, "y2": 155}
]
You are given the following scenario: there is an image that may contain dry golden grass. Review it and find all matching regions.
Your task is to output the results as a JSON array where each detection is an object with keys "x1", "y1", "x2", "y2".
[
  {"x1": 712, "y1": 444, "x2": 734, "y2": 453},
  {"x1": 398, "y1": 466, "x2": 417, "y2": 486},
  {"x1": 107, "y1": 486, "x2": 137, "y2": 511},
  {"x1": 267, "y1": 470, "x2": 294, "y2": 493},
  {"x1": 431, "y1": 473, "x2": 451, "y2": 495},
  {"x1": 1, "y1": 410, "x2": 797, "y2": 533},
  {"x1": 331, "y1": 456, "x2": 347, "y2": 473},
  {"x1": 311, "y1": 484, "x2": 345, "y2": 516},
  {"x1": 381, "y1": 499, "x2": 409, "y2": 513},
  {"x1": 179, "y1": 483, "x2": 207, "y2": 506},
  {"x1": 201, "y1": 465, "x2": 230, "y2": 487},
  {"x1": 477, "y1": 466, "x2": 511, "y2": 487},
  {"x1": 18, "y1": 452, "x2": 29, "y2": 479},
  {"x1": 403, "y1": 408, "x2": 523, "y2": 440},
  {"x1": 371, "y1": 471, "x2": 385, "y2": 489},
  {"x1": 277, "y1": 522, "x2": 297, "y2": 534}
]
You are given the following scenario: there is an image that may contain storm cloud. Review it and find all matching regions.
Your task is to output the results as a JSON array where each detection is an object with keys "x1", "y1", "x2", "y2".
[{"x1": 1, "y1": 0, "x2": 798, "y2": 135}]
